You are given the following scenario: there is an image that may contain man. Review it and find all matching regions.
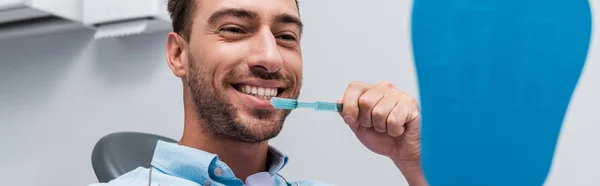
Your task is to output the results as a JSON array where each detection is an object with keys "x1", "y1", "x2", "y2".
[{"x1": 90, "y1": 0, "x2": 426, "y2": 185}]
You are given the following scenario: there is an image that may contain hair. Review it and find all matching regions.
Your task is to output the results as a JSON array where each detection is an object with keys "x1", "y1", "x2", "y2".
[{"x1": 167, "y1": 0, "x2": 299, "y2": 41}]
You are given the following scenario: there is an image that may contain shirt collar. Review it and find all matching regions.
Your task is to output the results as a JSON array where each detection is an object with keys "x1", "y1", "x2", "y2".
[
  {"x1": 150, "y1": 140, "x2": 289, "y2": 184},
  {"x1": 266, "y1": 145, "x2": 289, "y2": 176}
]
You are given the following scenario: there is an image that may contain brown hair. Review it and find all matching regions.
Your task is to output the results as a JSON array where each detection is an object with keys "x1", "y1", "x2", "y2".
[{"x1": 167, "y1": 0, "x2": 299, "y2": 41}]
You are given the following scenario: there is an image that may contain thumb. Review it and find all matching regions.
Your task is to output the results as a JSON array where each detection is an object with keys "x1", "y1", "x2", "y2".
[
  {"x1": 405, "y1": 109, "x2": 421, "y2": 133},
  {"x1": 338, "y1": 97, "x2": 360, "y2": 132}
]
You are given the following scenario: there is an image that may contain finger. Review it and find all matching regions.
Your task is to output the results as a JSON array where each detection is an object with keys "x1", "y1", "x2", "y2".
[
  {"x1": 404, "y1": 97, "x2": 421, "y2": 132},
  {"x1": 387, "y1": 97, "x2": 409, "y2": 137},
  {"x1": 358, "y1": 82, "x2": 396, "y2": 128},
  {"x1": 341, "y1": 82, "x2": 371, "y2": 129},
  {"x1": 371, "y1": 90, "x2": 401, "y2": 133}
]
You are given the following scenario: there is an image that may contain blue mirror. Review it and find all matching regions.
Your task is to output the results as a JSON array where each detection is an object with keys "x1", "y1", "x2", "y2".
[{"x1": 412, "y1": 0, "x2": 592, "y2": 185}]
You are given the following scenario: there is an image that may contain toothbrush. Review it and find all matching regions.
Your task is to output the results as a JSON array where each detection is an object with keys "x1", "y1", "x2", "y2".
[{"x1": 270, "y1": 97, "x2": 343, "y2": 112}]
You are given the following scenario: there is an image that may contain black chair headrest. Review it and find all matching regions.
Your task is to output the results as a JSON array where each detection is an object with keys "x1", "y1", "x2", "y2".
[{"x1": 91, "y1": 132, "x2": 178, "y2": 183}]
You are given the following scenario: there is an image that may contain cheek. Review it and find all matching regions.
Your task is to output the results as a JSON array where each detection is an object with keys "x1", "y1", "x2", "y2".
[
  {"x1": 215, "y1": 41, "x2": 250, "y2": 56},
  {"x1": 214, "y1": 42, "x2": 251, "y2": 68},
  {"x1": 282, "y1": 50, "x2": 303, "y2": 82},
  {"x1": 201, "y1": 42, "x2": 250, "y2": 84}
]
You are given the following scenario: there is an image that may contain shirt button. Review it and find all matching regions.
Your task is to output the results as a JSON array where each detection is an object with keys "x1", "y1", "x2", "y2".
[
  {"x1": 204, "y1": 180, "x2": 211, "y2": 186},
  {"x1": 214, "y1": 167, "x2": 223, "y2": 176}
]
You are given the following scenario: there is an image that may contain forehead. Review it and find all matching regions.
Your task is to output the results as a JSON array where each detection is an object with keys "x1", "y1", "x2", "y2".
[{"x1": 195, "y1": 0, "x2": 299, "y2": 19}]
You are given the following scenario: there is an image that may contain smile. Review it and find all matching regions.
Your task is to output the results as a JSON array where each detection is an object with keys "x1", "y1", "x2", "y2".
[{"x1": 233, "y1": 84, "x2": 283, "y2": 100}]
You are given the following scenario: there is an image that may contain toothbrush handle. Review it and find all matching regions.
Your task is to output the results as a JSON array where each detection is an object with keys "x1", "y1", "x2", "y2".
[
  {"x1": 315, "y1": 102, "x2": 344, "y2": 112},
  {"x1": 298, "y1": 102, "x2": 318, "y2": 109},
  {"x1": 336, "y1": 103, "x2": 343, "y2": 112}
]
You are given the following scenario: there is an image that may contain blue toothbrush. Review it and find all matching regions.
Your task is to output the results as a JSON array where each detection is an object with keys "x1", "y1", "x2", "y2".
[{"x1": 270, "y1": 97, "x2": 343, "y2": 112}]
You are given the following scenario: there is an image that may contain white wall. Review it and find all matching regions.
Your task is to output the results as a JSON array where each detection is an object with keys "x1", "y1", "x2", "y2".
[
  {"x1": 0, "y1": 0, "x2": 598, "y2": 185},
  {"x1": 0, "y1": 30, "x2": 186, "y2": 185}
]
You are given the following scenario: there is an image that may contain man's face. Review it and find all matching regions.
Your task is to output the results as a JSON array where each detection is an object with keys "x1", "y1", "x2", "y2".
[{"x1": 184, "y1": 0, "x2": 303, "y2": 143}]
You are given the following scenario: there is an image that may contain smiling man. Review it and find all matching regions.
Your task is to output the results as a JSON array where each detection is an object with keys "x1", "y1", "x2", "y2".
[{"x1": 89, "y1": 0, "x2": 426, "y2": 185}]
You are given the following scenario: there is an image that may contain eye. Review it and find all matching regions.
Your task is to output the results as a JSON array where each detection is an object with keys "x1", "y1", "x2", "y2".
[
  {"x1": 219, "y1": 26, "x2": 246, "y2": 34},
  {"x1": 276, "y1": 33, "x2": 299, "y2": 47},
  {"x1": 276, "y1": 34, "x2": 297, "y2": 41}
]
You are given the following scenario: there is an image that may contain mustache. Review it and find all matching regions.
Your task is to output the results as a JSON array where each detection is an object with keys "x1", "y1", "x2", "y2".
[
  {"x1": 250, "y1": 67, "x2": 283, "y2": 80},
  {"x1": 226, "y1": 67, "x2": 295, "y2": 87}
]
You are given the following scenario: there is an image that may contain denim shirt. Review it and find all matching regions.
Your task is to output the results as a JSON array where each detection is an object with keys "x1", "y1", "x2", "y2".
[{"x1": 88, "y1": 140, "x2": 333, "y2": 186}]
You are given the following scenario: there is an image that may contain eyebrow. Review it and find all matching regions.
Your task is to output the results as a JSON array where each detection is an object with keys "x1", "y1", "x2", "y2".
[
  {"x1": 207, "y1": 8, "x2": 304, "y2": 35},
  {"x1": 274, "y1": 13, "x2": 304, "y2": 35},
  {"x1": 207, "y1": 8, "x2": 259, "y2": 25}
]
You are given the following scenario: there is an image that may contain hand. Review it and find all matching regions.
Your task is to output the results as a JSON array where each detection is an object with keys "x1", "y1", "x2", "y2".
[{"x1": 339, "y1": 81, "x2": 424, "y2": 184}]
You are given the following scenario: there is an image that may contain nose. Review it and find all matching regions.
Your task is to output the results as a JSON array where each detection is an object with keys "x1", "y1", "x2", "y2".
[{"x1": 247, "y1": 28, "x2": 284, "y2": 73}]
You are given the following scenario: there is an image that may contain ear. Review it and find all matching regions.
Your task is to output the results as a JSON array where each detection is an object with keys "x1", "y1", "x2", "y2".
[{"x1": 166, "y1": 32, "x2": 188, "y2": 77}]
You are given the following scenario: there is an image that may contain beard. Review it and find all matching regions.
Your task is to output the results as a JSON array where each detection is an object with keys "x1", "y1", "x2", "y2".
[{"x1": 186, "y1": 53, "x2": 298, "y2": 143}]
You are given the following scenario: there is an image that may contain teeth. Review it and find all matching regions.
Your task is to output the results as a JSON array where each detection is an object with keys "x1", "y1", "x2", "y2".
[
  {"x1": 244, "y1": 85, "x2": 251, "y2": 94},
  {"x1": 238, "y1": 85, "x2": 279, "y2": 99},
  {"x1": 269, "y1": 89, "x2": 275, "y2": 96}
]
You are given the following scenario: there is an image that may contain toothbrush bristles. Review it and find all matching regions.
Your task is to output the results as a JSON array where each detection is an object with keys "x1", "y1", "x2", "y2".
[{"x1": 270, "y1": 97, "x2": 298, "y2": 110}]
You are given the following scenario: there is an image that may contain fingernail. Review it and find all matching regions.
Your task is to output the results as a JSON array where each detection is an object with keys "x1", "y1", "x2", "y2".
[{"x1": 343, "y1": 115, "x2": 356, "y2": 124}]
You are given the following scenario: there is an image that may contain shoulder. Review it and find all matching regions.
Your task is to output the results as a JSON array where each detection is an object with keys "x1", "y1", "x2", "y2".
[
  {"x1": 293, "y1": 180, "x2": 337, "y2": 186},
  {"x1": 87, "y1": 167, "x2": 199, "y2": 186},
  {"x1": 88, "y1": 167, "x2": 146, "y2": 186}
]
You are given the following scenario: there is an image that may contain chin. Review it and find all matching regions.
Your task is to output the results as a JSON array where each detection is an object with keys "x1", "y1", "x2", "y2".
[
  {"x1": 239, "y1": 107, "x2": 287, "y2": 125},
  {"x1": 234, "y1": 107, "x2": 289, "y2": 140}
]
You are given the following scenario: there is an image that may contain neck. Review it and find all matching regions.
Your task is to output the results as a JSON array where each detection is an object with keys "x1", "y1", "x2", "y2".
[{"x1": 178, "y1": 86, "x2": 269, "y2": 182}]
